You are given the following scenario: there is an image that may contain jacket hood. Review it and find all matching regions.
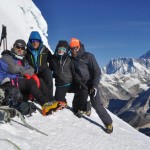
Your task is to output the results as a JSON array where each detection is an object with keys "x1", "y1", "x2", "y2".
[
  {"x1": 1, "y1": 49, "x2": 24, "y2": 60},
  {"x1": 54, "y1": 40, "x2": 70, "y2": 58},
  {"x1": 28, "y1": 31, "x2": 42, "y2": 42},
  {"x1": 27, "y1": 31, "x2": 43, "y2": 50},
  {"x1": 1, "y1": 50, "x2": 12, "y2": 56}
]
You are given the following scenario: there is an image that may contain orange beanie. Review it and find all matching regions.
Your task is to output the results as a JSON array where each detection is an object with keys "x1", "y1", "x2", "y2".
[{"x1": 70, "y1": 38, "x2": 80, "y2": 48}]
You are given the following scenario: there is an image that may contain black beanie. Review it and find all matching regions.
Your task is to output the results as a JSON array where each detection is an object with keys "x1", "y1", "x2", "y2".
[
  {"x1": 13, "y1": 39, "x2": 26, "y2": 48},
  {"x1": 56, "y1": 40, "x2": 69, "y2": 50}
]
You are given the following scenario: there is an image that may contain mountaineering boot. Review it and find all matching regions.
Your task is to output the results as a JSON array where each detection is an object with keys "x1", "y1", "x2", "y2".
[
  {"x1": 83, "y1": 110, "x2": 91, "y2": 116},
  {"x1": 76, "y1": 110, "x2": 84, "y2": 118},
  {"x1": 85, "y1": 100, "x2": 91, "y2": 116},
  {"x1": 105, "y1": 124, "x2": 113, "y2": 134},
  {"x1": 42, "y1": 101, "x2": 59, "y2": 116},
  {"x1": 56, "y1": 101, "x2": 67, "y2": 110}
]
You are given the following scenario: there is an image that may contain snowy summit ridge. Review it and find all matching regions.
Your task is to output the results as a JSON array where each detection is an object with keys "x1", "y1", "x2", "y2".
[
  {"x1": 0, "y1": 0, "x2": 51, "y2": 51},
  {"x1": 104, "y1": 57, "x2": 150, "y2": 76},
  {"x1": 0, "y1": 0, "x2": 150, "y2": 149}
]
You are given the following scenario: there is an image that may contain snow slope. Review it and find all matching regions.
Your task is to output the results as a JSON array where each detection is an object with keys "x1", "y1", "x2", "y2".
[
  {"x1": 0, "y1": 94, "x2": 150, "y2": 150},
  {"x1": 0, "y1": 0, "x2": 150, "y2": 149}
]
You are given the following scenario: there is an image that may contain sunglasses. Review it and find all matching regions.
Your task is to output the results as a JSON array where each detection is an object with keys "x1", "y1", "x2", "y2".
[
  {"x1": 16, "y1": 46, "x2": 25, "y2": 50},
  {"x1": 70, "y1": 47, "x2": 79, "y2": 51},
  {"x1": 58, "y1": 47, "x2": 66, "y2": 51},
  {"x1": 31, "y1": 39, "x2": 40, "y2": 43}
]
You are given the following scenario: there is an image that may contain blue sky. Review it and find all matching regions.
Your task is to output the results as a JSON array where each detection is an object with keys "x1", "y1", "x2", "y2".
[{"x1": 33, "y1": 0, "x2": 150, "y2": 67}]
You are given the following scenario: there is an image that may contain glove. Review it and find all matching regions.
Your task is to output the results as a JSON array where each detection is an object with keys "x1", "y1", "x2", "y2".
[
  {"x1": 31, "y1": 74, "x2": 40, "y2": 88},
  {"x1": 24, "y1": 74, "x2": 31, "y2": 79},
  {"x1": 24, "y1": 74, "x2": 40, "y2": 88},
  {"x1": 90, "y1": 86, "x2": 97, "y2": 99}
]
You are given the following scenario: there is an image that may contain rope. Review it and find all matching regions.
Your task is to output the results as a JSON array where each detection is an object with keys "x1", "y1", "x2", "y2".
[
  {"x1": 0, "y1": 106, "x2": 48, "y2": 136},
  {"x1": 0, "y1": 138, "x2": 20, "y2": 150}
]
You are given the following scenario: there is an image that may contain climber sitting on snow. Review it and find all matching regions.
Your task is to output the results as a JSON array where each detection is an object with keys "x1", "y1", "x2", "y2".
[{"x1": 0, "y1": 39, "x2": 59, "y2": 116}]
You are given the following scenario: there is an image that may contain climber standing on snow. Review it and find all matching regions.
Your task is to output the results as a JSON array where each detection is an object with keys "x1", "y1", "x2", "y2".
[
  {"x1": 26, "y1": 31, "x2": 53, "y2": 101},
  {"x1": 49, "y1": 40, "x2": 71, "y2": 109},
  {"x1": 70, "y1": 38, "x2": 113, "y2": 133}
]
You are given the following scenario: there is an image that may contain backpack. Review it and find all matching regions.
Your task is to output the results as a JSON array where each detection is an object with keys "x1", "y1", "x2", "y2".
[
  {"x1": 0, "y1": 59, "x2": 17, "y2": 84},
  {"x1": 1, "y1": 85, "x2": 36, "y2": 116},
  {"x1": 0, "y1": 59, "x2": 8, "y2": 83},
  {"x1": 17, "y1": 101, "x2": 37, "y2": 116}
]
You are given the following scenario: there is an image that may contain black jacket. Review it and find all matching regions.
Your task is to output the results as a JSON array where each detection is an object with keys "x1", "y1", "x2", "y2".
[
  {"x1": 50, "y1": 53, "x2": 72, "y2": 86},
  {"x1": 71, "y1": 44, "x2": 101, "y2": 88},
  {"x1": 25, "y1": 45, "x2": 52, "y2": 73}
]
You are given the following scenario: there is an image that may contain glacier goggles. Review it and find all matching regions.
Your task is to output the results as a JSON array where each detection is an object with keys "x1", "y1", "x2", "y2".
[
  {"x1": 31, "y1": 39, "x2": 40, "y2": 43},
  {"x1": 16, "y1": 46, "x2": 25, "y2": 50},
  {"x1": 58, "y1": 47, "x2": 67, "y2": 51}
]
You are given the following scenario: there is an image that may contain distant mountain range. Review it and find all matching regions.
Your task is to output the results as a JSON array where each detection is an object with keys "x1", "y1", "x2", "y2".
[
  {"x1": 100, "y1": 50, "x2": 150, "y2": 136},
  {"x1": 140, "y1": 50, "x2": 150, "y2": 59},
  {"x1": 103, "y1": 51, "x2": 150, "y2": 75}
]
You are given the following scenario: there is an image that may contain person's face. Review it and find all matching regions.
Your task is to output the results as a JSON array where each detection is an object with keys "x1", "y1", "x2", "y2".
[
  {"x1": 14, "y1": 46, "x2": 25, "y2": 56},
  {"x1": 58, "y1": 47, "x2": 66, "y2": 56},
  {"x1": 70, "y1": 46, "x2": 80, "y2": 57},
  {"x1": 31, "y1": 39, "x2": 40, "y2": 49}
]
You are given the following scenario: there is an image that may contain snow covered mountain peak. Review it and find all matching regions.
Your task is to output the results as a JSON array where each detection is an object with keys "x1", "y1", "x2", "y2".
[
  {"x1": 101, "y1": 51, "x2": 150, "y2": 103},
  {"x1": 0, "y1": 0, "x2": 51, "y2": 51},
  {"x1": 104, "y1": 56, "x2": 150, "y2": 76},
  {"x1": 100, "y1": 50, "x2": 150, "y2": 136},
  {"x1": 105, "y1": 57, "x2": 135, "y2": 74},
  {"x1": 140, "y1": 50, "x2": 150, "y2": 59}
]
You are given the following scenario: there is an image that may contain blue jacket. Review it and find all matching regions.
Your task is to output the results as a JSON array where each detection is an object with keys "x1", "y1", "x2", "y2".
[{"x1": 0, "y1": 59, "x2": 17, "y2": 83}]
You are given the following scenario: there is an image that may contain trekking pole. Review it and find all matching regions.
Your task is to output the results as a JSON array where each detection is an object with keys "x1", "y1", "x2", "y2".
[
  {"x1": 3, "y1": 30, "x2": 7, "y2": 50},
  {"x1": 0, "y1": 26, "x2": 2, "y2": 50},
  {"x1": 15, "y1": 110, "x2": 48, "y2": 136},
  {"x1": 0, "y1": 106, "x2": 48, "y2": 136},
  {"x1": 3, "y1": 39, "x2": 4, "y2": 50},
  {"x1": 0, "y1": 25, "x2": 7, "y2": 51},
  {"x1": 0, "y1": 138, "x2": 20, "y2": 150},
  {"x1": 3, "y1": 25, "x2": 7, "y2": 50}
]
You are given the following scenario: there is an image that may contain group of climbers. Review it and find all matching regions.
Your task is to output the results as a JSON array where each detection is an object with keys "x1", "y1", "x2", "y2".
[{"x1": 0, "y1": 31, "x2": 113, "y2": 133}]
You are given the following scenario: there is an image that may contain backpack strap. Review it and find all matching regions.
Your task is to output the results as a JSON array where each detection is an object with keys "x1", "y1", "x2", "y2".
[{"x1": 11, "y1": 78, "x2": 19, "y2": 88}]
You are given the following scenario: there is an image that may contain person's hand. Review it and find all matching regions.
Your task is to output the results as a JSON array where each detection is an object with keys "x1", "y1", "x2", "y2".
[
  {"x1": 24, "y1": 74, "x2": 31, "y2": 79},
  {"x1": 90, "y1": 86, "x2": 97, "y2": 98}
]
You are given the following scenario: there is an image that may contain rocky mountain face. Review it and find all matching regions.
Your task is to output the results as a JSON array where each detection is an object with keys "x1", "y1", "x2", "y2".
[{"x1": 100, "y1": 50, "x2": 150, "y2": 136}]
